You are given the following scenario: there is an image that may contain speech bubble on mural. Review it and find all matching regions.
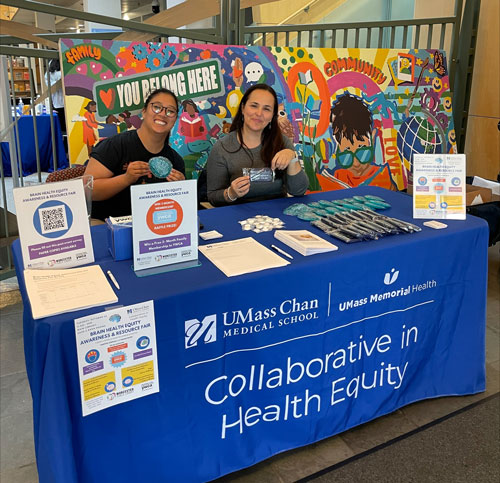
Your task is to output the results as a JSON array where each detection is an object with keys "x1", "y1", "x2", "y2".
[
  {"x1": 93, "y1": 59, "x2": 225, "y2": 117},
  {"x1": 244, "y1": 62, "x2": 263, "y2": 82}
]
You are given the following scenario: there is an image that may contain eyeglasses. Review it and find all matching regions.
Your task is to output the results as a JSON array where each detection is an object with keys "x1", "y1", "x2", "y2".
[
  {"x1": 336, "y1": 141, "x2": 374, "y2": 168},
  {"x1": 149, "y1": 102, "x2": 177, "y2": 118}
]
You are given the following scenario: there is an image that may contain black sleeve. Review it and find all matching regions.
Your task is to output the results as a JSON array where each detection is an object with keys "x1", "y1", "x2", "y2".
[{"x1": 90, "y1": 135, "x2": 124, "y2": 175}]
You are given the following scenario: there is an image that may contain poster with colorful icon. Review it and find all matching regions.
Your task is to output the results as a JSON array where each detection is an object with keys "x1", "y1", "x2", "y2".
[
  {"x1": 130, "y1": 179, "x2": 198, "y2": 272},
  {"x1": 75, "y1": 300, "x2": 159, "y2": 417},
  {"x1": 13, "y1": 178, "x2": 94, "y2": 269},
  {"x1": 413, "y1": 154, "x2": 466, "y2": 220}
]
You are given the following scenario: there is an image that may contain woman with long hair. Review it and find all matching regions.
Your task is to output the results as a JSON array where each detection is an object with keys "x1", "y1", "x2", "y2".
[
  {"x1": 206, "y1": 84, "x2": 308, "y2": 206},
  {"x1": 84, "y1": 88, "x2": 185, "y2": 220}
]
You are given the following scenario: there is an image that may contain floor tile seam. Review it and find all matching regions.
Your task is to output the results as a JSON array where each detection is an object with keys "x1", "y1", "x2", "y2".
[{"x1": 296, "y1": 392, "x2": 500, "y2": 483}]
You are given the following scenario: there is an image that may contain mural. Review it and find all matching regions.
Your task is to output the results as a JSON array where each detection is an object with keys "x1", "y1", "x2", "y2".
[{"x1": 60, "y1": 40, "x2": 456, "y2": 191}]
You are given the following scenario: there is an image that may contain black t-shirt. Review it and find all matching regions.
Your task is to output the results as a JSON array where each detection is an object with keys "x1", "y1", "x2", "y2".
[{"x1": 90, "y1": 130, "x2": 185, "y2": 220}]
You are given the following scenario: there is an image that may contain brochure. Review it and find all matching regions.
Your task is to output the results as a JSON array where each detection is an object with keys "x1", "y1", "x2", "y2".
[{"x1": 274, "y1": 230, "x2": 338, "y2": 256}]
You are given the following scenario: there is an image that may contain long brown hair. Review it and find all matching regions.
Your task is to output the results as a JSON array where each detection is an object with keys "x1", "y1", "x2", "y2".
[{"x1": 229, "y1": 84, "x2": 286, "y2": 167}]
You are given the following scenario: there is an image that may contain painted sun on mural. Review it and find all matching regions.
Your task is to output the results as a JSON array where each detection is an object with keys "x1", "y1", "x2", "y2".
[{"x1": 60, "y1": 39, "x2": 456, "y2": 191}]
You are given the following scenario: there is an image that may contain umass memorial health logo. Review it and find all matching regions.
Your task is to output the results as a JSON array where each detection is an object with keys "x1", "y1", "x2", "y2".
[{"x1": 185, "y1": 315, "x2": 217, "y2": 348}]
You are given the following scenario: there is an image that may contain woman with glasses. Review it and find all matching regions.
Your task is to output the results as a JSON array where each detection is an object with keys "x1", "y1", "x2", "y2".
[
  {"x1": 330, "y1": 92, "x2": 396, "y2": 190},
  {"x1": 85, "y1": 88, "x2": 185, "y2": 221},
  {"x1": 206, "y1": 84, "x2": 308, "y2": 206}
]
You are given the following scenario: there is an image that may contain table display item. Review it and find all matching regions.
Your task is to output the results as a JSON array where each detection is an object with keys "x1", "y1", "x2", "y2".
[
  {"x1": 309, "y1": 208, "x2": 421, "y2": 243},
  {"x1": 274, "y1": 229, "x2": 338, "y2": 256},
  {"x1": 149, "y1": 156, "x2": 173, "y2": 178},
  {"x1": 283, "y1": 195, "x2": 391, "y2": 222},
  {"x1": 238, "y1": 215, "x2": 285, "y2": 233}
]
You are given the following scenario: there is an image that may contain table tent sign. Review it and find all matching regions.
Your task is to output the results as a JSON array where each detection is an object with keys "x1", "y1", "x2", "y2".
[
  {"x1": 74, "y1": 300, "x2": 159, "y2": 416},
  {"x1": 131, "y1": 179, "x2": 199, "y2": 274},
  {"x1": 413, "y1": 154, "x2": 466, "y2": 220},
  {"x1": 13, "y1": 178, "x2": 94, "y2": 269}
]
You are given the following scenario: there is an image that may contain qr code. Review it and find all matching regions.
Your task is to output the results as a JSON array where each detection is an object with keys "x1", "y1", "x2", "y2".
[{"x1": 39, "y1": 205, "x2": 68, "y2": 234}]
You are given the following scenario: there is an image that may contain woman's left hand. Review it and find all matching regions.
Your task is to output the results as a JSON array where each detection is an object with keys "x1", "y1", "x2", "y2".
[
  {"x1": 166, "y1": 169, "x2": 186, "y2": 182},
  {"x1": 271, "y1": 149, "x2": 296, "y2": 170}
]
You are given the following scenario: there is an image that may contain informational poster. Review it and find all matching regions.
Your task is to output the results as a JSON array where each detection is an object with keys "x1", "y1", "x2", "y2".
[
  {"x1": 413, "y1": 154, "x2": 466, "y2": 220},
  {"x1": 130, "y1": 180, "x2": 198, "y2": 272},
  {"x1": 13, "y1": 179, "x2": 94, "y2": 269},
  {"x1": 75, "y1": 300, "x2": 159, "y2": 417}
]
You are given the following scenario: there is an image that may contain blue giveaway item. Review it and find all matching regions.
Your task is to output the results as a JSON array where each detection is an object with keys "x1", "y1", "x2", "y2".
[{"x1": 149, "y1": 156, "x2": 173, "y2": 178}]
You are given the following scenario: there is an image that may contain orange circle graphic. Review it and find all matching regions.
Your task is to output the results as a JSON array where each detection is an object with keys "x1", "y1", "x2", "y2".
[{"x1": 146, "y1": 199, "x2": 183, "y2": 235}]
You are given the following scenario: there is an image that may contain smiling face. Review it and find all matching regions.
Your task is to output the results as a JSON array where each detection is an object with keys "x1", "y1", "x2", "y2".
[
  {"x1": 142, "y1": 92, "x2": 178, "y2": 136},
  {"x1": 241, "y1": 88, "x2": 275, "y2": 135}
]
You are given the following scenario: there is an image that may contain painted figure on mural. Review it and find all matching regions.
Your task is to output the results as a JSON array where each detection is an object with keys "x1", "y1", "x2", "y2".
[
  {"x1": 82, "y1": 100, "x2": 98, "y2": 156},
  {"x1": 179, "y1": 99, "x2": 208, "y2": 143},
  {"x1": 330, "y1": 93, "x2": 396, "y2": 190}
]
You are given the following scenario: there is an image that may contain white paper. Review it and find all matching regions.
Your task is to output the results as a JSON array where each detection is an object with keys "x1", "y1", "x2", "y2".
[
  {"x1": 75, "y1": 300, "x2": 159, "y2": 416},
  {"x1": 413, "y1": 154, "x2": 466, "y2": 220},
  {"x1": 472, "y1": 176, "x2": 500, "y2": 195},
  {"x1": 199, "y1": 237, "x2": 289, "y2": 277},
  {"x1": 13, "y1": 178, "x2": 94, "y2": 269},
  {"x1": 131, "y1": 180, "x2": 198, "y2": 272},
  {"x1": 24, "y1": 265, "x2": 118, "y2": 319}
]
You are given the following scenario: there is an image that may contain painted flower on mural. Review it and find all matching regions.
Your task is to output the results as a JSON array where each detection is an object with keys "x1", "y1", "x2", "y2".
[
  {"x1": 116, "y1": 47, "x2": 148, "y2": 74},
  {"x1": 298, "y1": 69, "x2": 313, "y2": 85},
  {"x1": 133, "y1": 44, "x2": 150, "y2": 60}
]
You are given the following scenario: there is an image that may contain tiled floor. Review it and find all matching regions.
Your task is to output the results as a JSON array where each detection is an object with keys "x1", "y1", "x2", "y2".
[{"x1": 0, "y1": 245, "x2": 498, "y2": 483}]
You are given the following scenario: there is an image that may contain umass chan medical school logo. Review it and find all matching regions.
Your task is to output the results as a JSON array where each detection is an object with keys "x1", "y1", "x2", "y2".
[{"x1": 184, "y1": 315, "x2": 217, "y2": 348}]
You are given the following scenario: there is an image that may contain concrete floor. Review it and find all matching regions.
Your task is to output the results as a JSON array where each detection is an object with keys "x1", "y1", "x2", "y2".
[{"x1": 0, "y1": 245, "x2": 498, "y2": 483}]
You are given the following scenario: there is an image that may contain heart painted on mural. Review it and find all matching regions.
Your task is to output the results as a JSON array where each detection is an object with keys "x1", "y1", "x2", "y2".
[
  {"x1": 100, "y1": 70, "x2": 113, "y2": 81},
  {"x1": 90, "y1": 62, "x2": 102, "y2": 74},
  {"x1": 99, "y1": 88, "x2": 115, "y2": 110},
  {"x1": 116, "y1": 56, "x2": 127, "y2": 67},
  {"x1": 76, "y1": 63, "x2": 88, "y2": 75}
]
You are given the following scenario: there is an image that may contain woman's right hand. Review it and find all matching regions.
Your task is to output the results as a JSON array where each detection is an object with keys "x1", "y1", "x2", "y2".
[
  {"x1": 230, "y1": 175, "x2": 250, "y2": 199},
  {"x1": 125, "y1": 161, "x2": 151, "y2": 183}
]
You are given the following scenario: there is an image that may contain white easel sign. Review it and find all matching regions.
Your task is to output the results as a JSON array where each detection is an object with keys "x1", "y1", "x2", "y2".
[
  {"x1": 13, "y1": 178, "x2": 94, "y2": 269},
  {"x1": 130, "y1": 180, "x2": 198, "y2": 273}
]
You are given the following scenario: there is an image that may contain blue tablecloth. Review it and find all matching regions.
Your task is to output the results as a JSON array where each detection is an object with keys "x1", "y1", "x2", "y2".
[
  {"x1": 1, "y1": 114, "x2": 68, "y2": 176},
  {"x1": 13, "y1": 187, "x2": 489, "y2": 483}
]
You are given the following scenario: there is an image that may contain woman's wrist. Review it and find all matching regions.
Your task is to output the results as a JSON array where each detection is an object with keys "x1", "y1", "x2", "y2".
[{"x1": 226, "y1": 186, "x2": 238, "y2": 202}]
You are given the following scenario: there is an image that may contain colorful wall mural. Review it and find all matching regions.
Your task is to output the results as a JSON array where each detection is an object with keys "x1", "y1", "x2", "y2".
[{"x1": 60, "y1": 40, "x2": 456, "y2": 191}]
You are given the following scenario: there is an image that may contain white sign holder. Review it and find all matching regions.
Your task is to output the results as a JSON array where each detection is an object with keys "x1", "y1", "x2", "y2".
[{"x1": 130, "y1": 180, "x2": 199, "y2": 276}]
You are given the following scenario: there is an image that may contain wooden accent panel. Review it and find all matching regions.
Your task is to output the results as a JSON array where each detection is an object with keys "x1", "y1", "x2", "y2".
[
  {"x1": 116, "y1": 0, "x2": 278, "y2": 42},
  {"x1": 0, "y1": 19, "x2": 58, "y2": 49},
  {"x1": 464, "y1": 115, "x2": 500, "y2": 180}
]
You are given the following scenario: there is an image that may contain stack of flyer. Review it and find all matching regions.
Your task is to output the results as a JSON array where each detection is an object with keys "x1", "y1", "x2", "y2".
[{"x1": 274, "y1": 230, "x2": 338, "y2": 256}]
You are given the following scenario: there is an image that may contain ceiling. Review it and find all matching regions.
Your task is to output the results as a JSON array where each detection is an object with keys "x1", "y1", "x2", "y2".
[{"x1": 10, "y1": 0, "x2": 158, "y2": 34}]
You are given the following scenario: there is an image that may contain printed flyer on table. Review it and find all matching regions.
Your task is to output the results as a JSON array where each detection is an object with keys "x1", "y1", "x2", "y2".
[{"x1": 74, "y1": 300, "x2": 159, "y2": 416}]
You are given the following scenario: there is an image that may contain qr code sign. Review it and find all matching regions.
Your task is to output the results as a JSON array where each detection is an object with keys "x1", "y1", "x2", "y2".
[{"x1": 39, "y1": 205, "x2": 68, "y2": 234}]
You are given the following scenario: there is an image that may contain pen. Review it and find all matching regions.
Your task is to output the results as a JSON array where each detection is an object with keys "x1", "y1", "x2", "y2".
[
  {"x1": 107, "y1": 270, "x2": 120, "y2": 290},
  {"x1": 270, "y1": 244, "x2": 294, "y2": 260}
]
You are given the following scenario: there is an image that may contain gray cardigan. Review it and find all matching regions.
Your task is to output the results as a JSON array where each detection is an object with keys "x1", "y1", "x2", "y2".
[{"x1": 206, "y1": 131, "x2": 309, "y2": 206}]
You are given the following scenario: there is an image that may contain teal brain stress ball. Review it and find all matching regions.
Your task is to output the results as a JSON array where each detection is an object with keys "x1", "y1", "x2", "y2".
[{"x1": 149, "y1": 156, "x2": 173, "y2": 178}]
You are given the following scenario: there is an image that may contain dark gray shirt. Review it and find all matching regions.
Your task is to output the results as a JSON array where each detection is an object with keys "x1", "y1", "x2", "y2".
[{"x1": 207, "y1": 131, "x2": 309, "y2": 206}]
